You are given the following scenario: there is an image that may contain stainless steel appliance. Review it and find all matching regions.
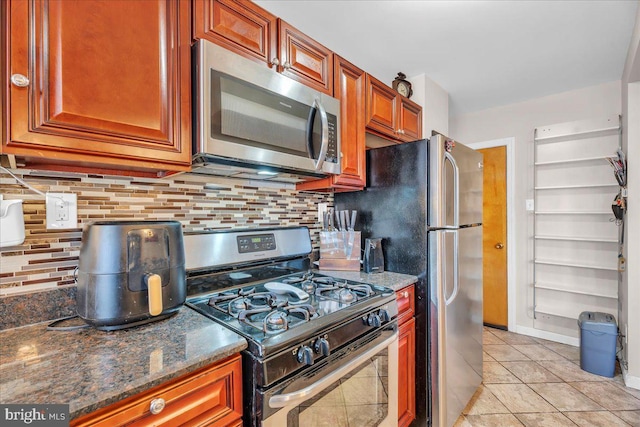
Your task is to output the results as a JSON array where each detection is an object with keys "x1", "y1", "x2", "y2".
[
  {"x1": 335, "y1": 133, "x2": 483, "y2": 427},
  {"x1": 192, "y1": 40, "x2": 341, "y2": 182},
  {"x1": 184, "y1": 227, "x2": 398, "y2": 427},
  {"x1": 76, "y1": 220, "x2": 186, "y2": 331}
]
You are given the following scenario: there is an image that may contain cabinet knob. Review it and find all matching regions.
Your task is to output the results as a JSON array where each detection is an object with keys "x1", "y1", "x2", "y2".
[
  {"x1": 402, "y1": 291, "x2": 409, "y2": 298},
  {"x1": 283, "y1": 62, "x2": 292, "y2": 70},
  {"x1": 10, "y1": 74, "x2": 29, "y2": 87},
  {"x1": 397, "y1": 129, "x2": 405, "y2": 135},
  {"x1": 495, "y1": 242, "x2": 504, "y2": 250},
  {"x1": 149, "y1": 398, "x2": 165, "y2": 415},
  {"x1": 271, "y1": 57, "x2": 280, "y2": 66}
]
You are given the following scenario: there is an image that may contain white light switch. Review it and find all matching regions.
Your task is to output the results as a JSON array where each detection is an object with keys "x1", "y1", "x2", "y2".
[
  {"x1": 46, "y1": 193, "x2": 78, "y2": 229},
  {"x1": 525, "y1": 199, "x2": 535, "y2": 211}
]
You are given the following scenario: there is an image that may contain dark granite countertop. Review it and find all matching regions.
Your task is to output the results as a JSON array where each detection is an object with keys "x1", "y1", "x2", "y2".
[
  {"x1": 0, "y1": 307, "x2": 247, "y2": 420},
  {"x1": 314, "y1": 269, "x2": 418, "y2": 291}
]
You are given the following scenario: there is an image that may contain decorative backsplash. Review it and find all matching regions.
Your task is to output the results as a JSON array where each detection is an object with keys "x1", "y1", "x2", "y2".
[{"x1": 0, "y1": 169, "x2": 333, "y2": 297}]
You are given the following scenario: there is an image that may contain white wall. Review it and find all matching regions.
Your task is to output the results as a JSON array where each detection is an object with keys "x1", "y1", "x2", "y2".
[
  {"x1": 410, "y1": 73, "x2": 449, "y2": 137},
  {"x1": 449, "y1": 81, "x2": 621, "y2": 340},
  {"x1": 620, "y1": 1, "x2": 640, "y2": 389}
]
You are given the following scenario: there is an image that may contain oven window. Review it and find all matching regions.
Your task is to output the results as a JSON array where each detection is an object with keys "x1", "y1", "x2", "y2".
[{"x1": 286, "y1": 350, "x2": 389, "y2": 427}]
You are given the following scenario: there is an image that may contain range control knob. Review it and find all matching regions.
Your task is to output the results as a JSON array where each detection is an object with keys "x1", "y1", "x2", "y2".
[
  {"x1": 367, "y1": 313, "x2": 382, "y2": 327},
  {"x1": 314, "y1": 337, "x2": 330, "y2": 356},
  {"x1": 297, "y1": 345, "x2": 314, "y2": 365},
  {"x1": 379, "y1": 309, "x2": 391, "y2": 323}
]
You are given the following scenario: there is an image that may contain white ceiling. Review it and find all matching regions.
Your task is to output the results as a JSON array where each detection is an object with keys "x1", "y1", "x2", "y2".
[{"x1": 255, "y1": 0, "x2": 638, "y2": 117}]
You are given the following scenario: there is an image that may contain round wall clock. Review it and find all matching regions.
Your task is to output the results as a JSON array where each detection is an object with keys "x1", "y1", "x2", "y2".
[{"x1": 392, "y1": 72, "x2": 413, "y2": 98}]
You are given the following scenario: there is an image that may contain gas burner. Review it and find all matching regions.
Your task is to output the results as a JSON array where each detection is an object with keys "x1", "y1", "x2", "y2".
[
  {"x1": 282, "y1": 272, "x2": 314, "y2": 284},
  {"x1": 334, "y1": 288, "x2": 356, "y2": 303},
  {"x1": 238, "y1": 303, "x2": 318, "y2": 334},
  {"x1": 209, "y1": 290, "x2": 281, "y2": 318},
  {"x1": 300, "y1": 280, "x2": 316, "y2": 293}
]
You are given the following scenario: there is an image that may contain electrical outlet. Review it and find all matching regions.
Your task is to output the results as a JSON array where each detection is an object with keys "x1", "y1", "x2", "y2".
[
  {"x1": 46, "y1": 193, "x2": 77, "y2": 229},
  {"x1": 318, "y1": 203, "x2": 328, "y2": 223}
]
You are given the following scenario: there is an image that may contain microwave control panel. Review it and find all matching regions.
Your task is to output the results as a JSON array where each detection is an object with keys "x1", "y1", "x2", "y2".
[
  {"x1": 237, "y1": 233, "x2": 276, "y2": 253},
  {"x1": 325, "y1": 114, "x2": 338, "y2": 163}
]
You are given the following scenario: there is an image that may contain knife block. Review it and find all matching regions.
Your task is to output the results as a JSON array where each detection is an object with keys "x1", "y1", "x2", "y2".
[{"x1": 319, "y1": 231, "x2": 361, "y2": 271}]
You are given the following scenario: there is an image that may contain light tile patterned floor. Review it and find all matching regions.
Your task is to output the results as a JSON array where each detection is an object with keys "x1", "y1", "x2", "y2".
[{"x1": 454, "y1": 327, "x2": 640, "y2": 426}]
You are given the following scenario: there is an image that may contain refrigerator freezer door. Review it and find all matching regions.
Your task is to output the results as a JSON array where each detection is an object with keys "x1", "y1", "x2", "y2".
[
  {"x1": 430, "y1": 228, "x2": 483, "y2": 427},
  {"x1": 429, "y1": 134, "x2": 483, "y2": 228}
]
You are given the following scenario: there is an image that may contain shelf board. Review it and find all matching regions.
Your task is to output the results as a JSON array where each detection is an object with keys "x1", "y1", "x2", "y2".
[
  {"x1": 534, "y1": 259, "x2": 618, "y2": 271},
  {"x1": 534, "y1": 307, "x2": 578, "y2": 320},
  {"x1": 534, "y1": 183, "x2": 618, "y2": 190},
  {"x1": 534, "y1": 282, "x2": 617, "y2": 299},
  {"x1": 534, "y1": 116, "x2": 620, "y2": 142},
  {"x1": 535, "y1": 235, "x2": 617, "y2": 243},
  {"x1": 534, "y1": 211, "x2": 611, "y2": 215},
  {"x1": 535, "y1": 156, "x2": 609, "y2": 166}
]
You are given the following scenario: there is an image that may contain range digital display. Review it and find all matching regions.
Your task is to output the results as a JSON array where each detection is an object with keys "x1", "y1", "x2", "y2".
[{"x1": 237, "y1": 233, "x2": 276, "y2": 253}]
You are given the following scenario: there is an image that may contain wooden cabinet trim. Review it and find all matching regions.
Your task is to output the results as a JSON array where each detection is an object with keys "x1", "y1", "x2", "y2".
[{"x1": 71, "y1": 354, "x2": 242, "y2": 427}]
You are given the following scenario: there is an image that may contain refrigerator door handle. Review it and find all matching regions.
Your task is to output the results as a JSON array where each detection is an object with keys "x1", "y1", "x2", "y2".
[
  {"x1": 443, "y1": 152, "x2": 460, "y2": 228},
  {"x1": 444, "y1": 230, "x2": 460, "y2": 306}
]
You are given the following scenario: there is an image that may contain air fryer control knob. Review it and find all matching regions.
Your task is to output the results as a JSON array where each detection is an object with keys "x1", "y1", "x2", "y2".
[
  {"x1": 314, "y1": 337, "x2": 330, "y2": 356},
  {"x1": 367, "y1": 313, "x2": 382, "y2": 327},
  {"x1": 297, "y1": 345, "x2": 314, "y2": 365},
  {"x1": 378, "y1": 309, "x2": 391, "y2": 323}
]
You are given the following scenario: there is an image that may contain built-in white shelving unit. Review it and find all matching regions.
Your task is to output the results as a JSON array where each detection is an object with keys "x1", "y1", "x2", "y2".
[{"x1": 533, "y1": 116, "x2": 620, "y2": 328}]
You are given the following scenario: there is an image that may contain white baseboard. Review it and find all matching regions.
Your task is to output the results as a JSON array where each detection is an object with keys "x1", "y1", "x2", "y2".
[
  {"x1": 622, "y1": 365, "x2": 640, "y2": 390},
  {"x1": 513, "y1": 325, "x2": 580, "y2": 347}
]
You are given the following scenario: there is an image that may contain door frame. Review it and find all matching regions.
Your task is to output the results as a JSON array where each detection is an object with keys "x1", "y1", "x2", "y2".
[{"x1": 465, "y1": 137, "x2": 516, "y2": 331}]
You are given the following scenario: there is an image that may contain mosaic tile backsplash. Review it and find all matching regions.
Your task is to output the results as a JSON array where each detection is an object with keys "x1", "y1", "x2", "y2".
[{"x1": 0, "y1": 169, "x2": 332, "y2": 328}]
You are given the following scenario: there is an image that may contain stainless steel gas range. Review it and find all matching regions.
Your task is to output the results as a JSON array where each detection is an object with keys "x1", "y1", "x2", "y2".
[{"x1": 184, "y1": 227, "x2": 399, "y2": 427}]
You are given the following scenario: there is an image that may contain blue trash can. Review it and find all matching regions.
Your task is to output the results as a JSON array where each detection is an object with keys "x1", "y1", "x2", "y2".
[{"x1": 578, "y1": 311, "x2": 618, "y2": 377}]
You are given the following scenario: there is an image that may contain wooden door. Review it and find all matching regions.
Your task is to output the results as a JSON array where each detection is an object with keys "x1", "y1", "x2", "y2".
[
  {"x1": 5, "y1": 0, "x2": 191, "y2": 174},
  {"x1": 478, "y1": 146, "x2": 508, "y2": 328},
  {"x1": 193, "y1": 0, "x2": 277, "y2": 67},
  {"x1": 398, "y1": 97, "x2": 422, "y2": 142},
  {"x1": 278, "y1": 19, "x2": 333, "y2": 95},
  {"x1": 365, "y1": 74, "x2": 397, "y2": 138}
]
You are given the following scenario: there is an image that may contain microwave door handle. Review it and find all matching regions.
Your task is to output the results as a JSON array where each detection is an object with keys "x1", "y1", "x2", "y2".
[
  {"x1": 313, "y1": 98, "x2": 329, "y2": 171},
  {"x1": 305, "y1": 104, "x2": 317, "y2": 160}
]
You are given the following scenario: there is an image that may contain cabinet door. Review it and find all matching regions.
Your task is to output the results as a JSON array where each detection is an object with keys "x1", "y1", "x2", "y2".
[
  {"x1": 296, "y1": 55, "x2": 365, "y2": 192},
  {"x1": 193, "y1": 0, "x2": 277, "y2": 67},
  {"x1": 398, "y1": 317, "x2": 416, "y2": 427},
  {"x1": 365, "y1": 74, "x2": 397, "y2": 138},
  {"x1": 71, "y1": 355, "x2": 243, "y2": 427},
  {"x1": 398, "y1": 97, "x2": 423, "y2": 142},
  {"x1": 4, "y1": 0, "x2": 191, "y2": 175},
  {"x1": 278, "y1": 19, "x2": 333, "y2": 95}
]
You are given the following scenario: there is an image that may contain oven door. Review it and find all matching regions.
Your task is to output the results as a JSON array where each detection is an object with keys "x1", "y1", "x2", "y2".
[{"x1": 262, "y1": 328, "x2": 398, "y2": 427}]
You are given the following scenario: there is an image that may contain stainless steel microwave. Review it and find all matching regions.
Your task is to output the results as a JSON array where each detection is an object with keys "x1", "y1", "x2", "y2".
[{"x1": 192, "y1": 40, "x2": 341, "y2": 182}]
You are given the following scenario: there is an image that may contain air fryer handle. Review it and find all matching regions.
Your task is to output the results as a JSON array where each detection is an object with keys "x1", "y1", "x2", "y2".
[{"x1": 146, "y1": 273, "x2": 163, "y2": 316}]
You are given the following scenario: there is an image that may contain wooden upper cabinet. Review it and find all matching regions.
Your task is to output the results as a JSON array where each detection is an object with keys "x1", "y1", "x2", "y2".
[
  {"x1": 193, "y1": 0, "x2": 277, "y2": 66},
  {"x1": 297, "y1": 55, "x2": 365, "y2": 192},
  {"x1": 366, "y1": 74, "x2": 397, "y2": 137},
  {"x1": 366, "y1": 74, "x2": 422, "y2": 143},
  {"x1": 194, "y1": 1, "x2": 333, "y2": 94},
  {"x1": 399, "y1": 97, "x2": 423, "y2": 142},
  {"x1": 278, "y1": 20, "x2": 333, "y2": 95},
  {"x1": 3, "y1": 0, "x2": 192, "y2": 176}
]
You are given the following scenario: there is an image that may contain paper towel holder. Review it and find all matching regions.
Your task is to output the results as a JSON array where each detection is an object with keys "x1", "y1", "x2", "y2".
[{"x1": 1, "y1": 198, "x2": 25, "y2": 247}]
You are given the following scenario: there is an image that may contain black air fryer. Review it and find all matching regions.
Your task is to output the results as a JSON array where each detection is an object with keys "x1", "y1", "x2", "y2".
[{"x1": 76, "y1": 221, "x2": 186, "y2": 330}]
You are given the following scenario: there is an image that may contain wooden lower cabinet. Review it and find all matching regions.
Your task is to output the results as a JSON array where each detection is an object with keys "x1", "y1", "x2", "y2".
[
  {"x1": 396, "y1": 284, "x2": 416, "y2": 427},
  {"x1": 71, "y1": 354, "x2": 242, "y2": 427}
]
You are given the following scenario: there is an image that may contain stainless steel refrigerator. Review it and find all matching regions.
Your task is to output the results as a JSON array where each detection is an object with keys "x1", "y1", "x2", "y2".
[{"x1": 335, "y1": 133, "x2": 483, "y2": 427}]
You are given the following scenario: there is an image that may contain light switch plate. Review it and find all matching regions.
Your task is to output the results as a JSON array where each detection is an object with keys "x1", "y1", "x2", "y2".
[
  {"x1": 318, "y1": 203, "x2": 328, "y2": 223},
  {"x1": 46, "y1": 192, "x2": 77, "y2": 229},
  {"x1": 525, "y1": 199, "x2": 535, "y2": 211}
]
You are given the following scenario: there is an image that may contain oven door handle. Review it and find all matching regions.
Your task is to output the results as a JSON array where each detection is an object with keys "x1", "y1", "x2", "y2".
[{"x1": 268, "y1": 333, "x2": 397, "y2": 409}]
